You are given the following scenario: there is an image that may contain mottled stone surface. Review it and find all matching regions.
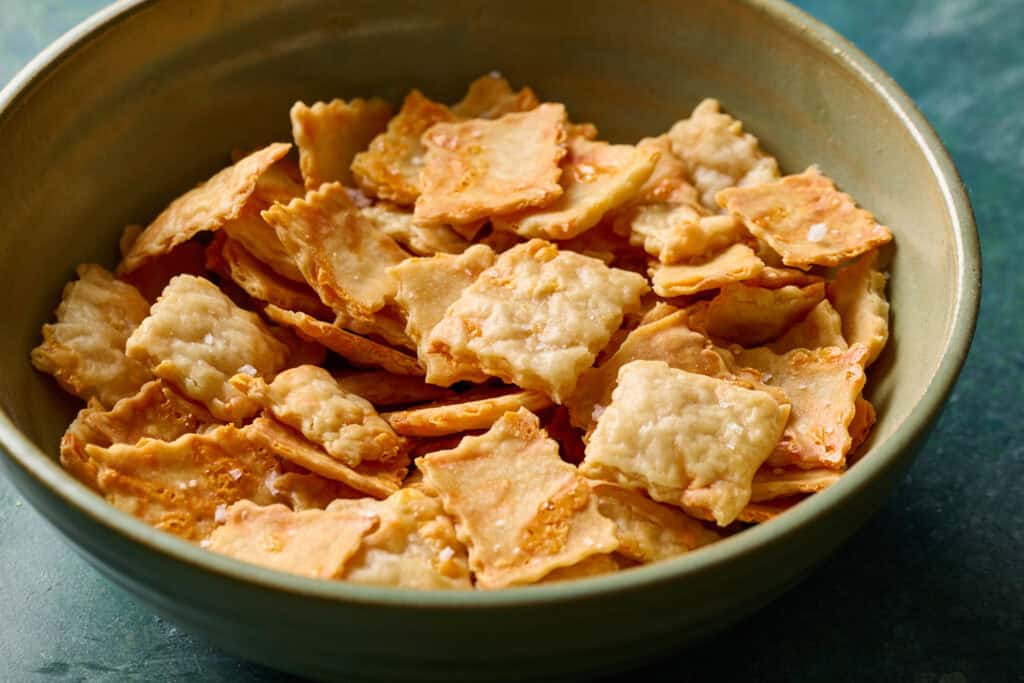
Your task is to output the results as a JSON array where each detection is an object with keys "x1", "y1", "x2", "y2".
[{"x1": 0, "y1": 1, "x2": 1020, "y2": 681}]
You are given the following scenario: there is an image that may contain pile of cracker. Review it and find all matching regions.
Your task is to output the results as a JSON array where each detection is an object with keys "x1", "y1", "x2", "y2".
[{"x1": 31, "y1": 74, "x2": 891, "y2": 589}]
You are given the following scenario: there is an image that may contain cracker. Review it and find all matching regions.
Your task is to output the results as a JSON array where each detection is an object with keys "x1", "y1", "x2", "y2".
[
  {"x1": 32, "y1": 264, "x2": 152, "y2": 407},
  {"x1": 743, "y1": 265, "x2": 823, "y2": 289},
  {"x1": 125, "y1": 274, "x2": 290, "y2": 422},
  {"x1": 414, "y1": 103, "x2": 568, "y2": 226},
  {"x1": 630, "y1": 136, "x2": 699, "y2": 205},
  {"x1": 264, "y1": 304, "x2": 423, "y2": 376},
  {"x1": 717, "y1": 167, "x2": 893, "y2": 268},
  {"x1": 206, "y1": 234, "x2": 331, "y2": 318},
  {"x1": 749, "y1": 467, "x2": 843, "y2": 502},
  {"x1": 735, "y1": 344, "x2": 867, "y2": 469},
  {"x1": 566, "y1": 310, "x2": 731, "y2": 432},
  {"x1": 231, "y1": 365, "x2": 404, "y2": 468},
  {"x1": 540, "y1": 554, "x2": 623, "y2": 582},
  {"x1": 268, "y1": 470, "x2": 364, "y2": 511},
  {"x1": 118, "y1": 143, "x2": 291, "y2": 273},
  {"x1": 848, "y1": 396, "x2": 876, "y2": 456},
  {"x1": 221, "y1": 204, "x2": 306, "y2": 283},
  {"x1": 580, "y1": 360, "x2": 789, "y2": 525},
  {"x1": 263, "y1": 182, "x2": 409, "y2": 319},
  {"x1": 360, "y1": 203, "x2": 470, "y2": 256},
  {"x1": 622, "y1": 206, "x2": 744, "y2": 265},
  {"x1": 351, "y1": 90, "x2": 458, "y2": 204},
  {"x1": 383, "y1": 387, "x2": 552, "y2": 437},
  {"x1": 423, "y1": 239, "x2": 648, "y2": 402},
  {"x1": 334, "y1": 370, "x2": 455, "y2": 407},
  {"x1": 207, "y1": 500, "x2": 379, "y2": 578},
  {"x1": 683, "y1": 497, "x2": 801, "y2": 525},
  {"x1": 291, "y1": 97, "x2": 394, "y2": 188},
  {"x1": 332, "y1": 489, "x2": 472, "y2": 589},
  {"x1": 388, "y1": 244, "x2": 496, "y2": 373},
  {"x1": 828, "y1": 250, "x2": 890, "y2": 366},
  {"x1": 245, "y1": 416, "x2": 407, "y2": 499},
  {"x1": 667, "y1": 98, "x2": 779, "y2": 211},
  {"x1": 334, "y1": 305, "x2": 417, "y2": 352},
  {"x1": 418, "y1": 408, "x2": 617, "y2": 588},
  {"x1": 451, "y1": 73, "x2": 539, "y2": 119},
  {"x1": 650, "y1": 243, "x2": 765, "y2": 297},
  {"x1": 492, "y1": 136, "x2": 659, "y2": 240},
  {"x1": 701, "y1": 282, "x2": 826, "y2": 346},
  {"x1": 770, "y1": 299, "x2": 848, "y2": 353},
  {"x1": 84, "y1": 424, "x2": 284, "y2": 540},
  {"x1": 588, "y1": 481, "x2": 719, "y2": 563}
]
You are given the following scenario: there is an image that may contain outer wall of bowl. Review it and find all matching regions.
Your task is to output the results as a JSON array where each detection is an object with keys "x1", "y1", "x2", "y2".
[{"x1": 0, "y1": 0, "x2": 979, "y2": 680}]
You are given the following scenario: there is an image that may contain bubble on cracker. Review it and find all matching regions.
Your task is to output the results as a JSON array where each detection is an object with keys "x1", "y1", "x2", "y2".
[
  {"x1": 418, "y1": 408, "x2": 617, "y2": 588},
  {"x1": 125, "y1": 274, "x2": 290, "y2": 422},
  {"x1": 291, "y1": 97, "x2": 394, "y2": 189},
  {"x1": 31, "y1": 264, "x2": 152, "y2": 407},
  {"x1": 717, "y1": 167, "x2": 893, "y2": 268},
  {"x1": 581, "y1": 360, "x2": 789, "y2": 526}
]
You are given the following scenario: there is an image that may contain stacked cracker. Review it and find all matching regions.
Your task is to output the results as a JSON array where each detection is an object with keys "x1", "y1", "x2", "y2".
[{"x1": 32, "y1": 74, "x2": 891, "y2": 589}]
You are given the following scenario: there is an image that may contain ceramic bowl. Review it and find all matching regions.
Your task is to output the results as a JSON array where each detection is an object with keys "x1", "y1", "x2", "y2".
[{"x1": 0, "y1": 0, "x2": 979, "y2": 680}]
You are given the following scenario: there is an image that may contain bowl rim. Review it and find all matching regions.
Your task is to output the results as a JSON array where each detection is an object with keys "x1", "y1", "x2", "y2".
[{"x1": 0, "y1": 0, "x2": 981, "y2": 609}]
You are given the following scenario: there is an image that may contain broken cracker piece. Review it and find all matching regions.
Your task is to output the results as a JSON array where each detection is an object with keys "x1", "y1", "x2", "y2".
[
  {"x1": 125, "y1": 275, "x2": 290, "y2": 422},
  {"x1": 265, "y1": 304, "x2": 423, "y2": 376},
  {"x1": 415, "y1": 103, "x2": 568, "y2": 226},
  {"x1": 291, "y1": 97, "x2": 394, "y2": 188},
  {"x1": 717, "y1": 167, "x2": 893, "y2": 268},
  {"x1": 263, "y1": 181, "x2": 409, "y2": 319},
  {"x1": 207, "y1": 500, "x2": 379, "y2": 578},
  {"x1": 492, "y1": 136, "x2": 659, "y2": 240},
  {"x1": 418, "y1": 408, "x2": 617, "y2": 588},
  {"x1": 383, "y1": 387, "x2": 552, "y2": 437},
  {"x1": 423, "y1": 239, "x2": 648, "y2": 402},
  {"x1": 828, "y1": 250, "x2": 890, "y2": 366},
  {"x1": 581, "y1": 360, "x2": 789, "y2": 526},
  {"x1": 118, "y1": 143, "x2": 291, "y2": 273},
  {"x1": 351, "y1": 90, "x2": 458, "y2": 204},
  {"x1": 650, "y1": 242, "x2": 765, "y2": 297},
  {"x1": 231, "y1": 365, "x2": 404, "y2": 468},
  {"x1": 32, "y1": 264, "x2": 152, "y2": 407}
]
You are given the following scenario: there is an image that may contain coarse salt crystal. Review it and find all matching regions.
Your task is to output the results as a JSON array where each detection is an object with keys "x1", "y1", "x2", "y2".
[
  {"x1": 237, "y1": 364, "x2": 257, "y2": 376},
  {"x1": 807, "y1": 223, "x2": 828, "y2": 242},
  {"x1": 214, "y1": 504, "x2": 228, "y2": 523},
  {"x1": 591, "y1": 405, "x2": 605, "y2": 422},
  {"x1": 229, "y1": 468, "x2": 243, "y2": 480},
  {"x1": 187, "y1": 479, "x2": 198, "y2": 488},
  {"x1": 438, "y1": 546, "x2": 455, "y2": 562},
  {"x1": 202, "y1": 333, "x2": 214, "y2": 345}
]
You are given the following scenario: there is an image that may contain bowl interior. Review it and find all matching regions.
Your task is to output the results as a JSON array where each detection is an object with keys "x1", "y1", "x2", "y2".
[{"x1": 0, "y1": 0, "x2": 975, "y2": 596}]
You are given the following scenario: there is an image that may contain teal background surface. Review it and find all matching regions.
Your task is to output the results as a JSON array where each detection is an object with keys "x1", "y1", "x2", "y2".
[{"x1": 0, "y1": 1, "x2": 1019, "y2": 680}]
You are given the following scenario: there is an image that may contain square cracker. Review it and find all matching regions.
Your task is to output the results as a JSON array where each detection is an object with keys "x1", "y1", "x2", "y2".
[
  {"x1": 418, "y1": 408, "x2": 618, "y2": 588},
  {"x1": 230, "y1": 365, "x2": 404, "y2": 469},
  {"x1": 650, "y1": 242, "x2": 765, "y2": 297},
  {"x1": 827, "y1": 250, "x2": 890, "y2": 366},
  {"x1": 451, "y1": 73, "x2": 539, "y2": 119},
  {"x1": 588, "y1": 481, "x2": 719, "y2": 564},
  {"x1": 414, "y1": 103, "x2": 568, "y2": 226},
  {"x1": 83, "y1": 424, "x2": 285, "y2": 540},
  {"x1": 492, "y1": 136, "x2": 659, "y2": 240},
  {"x1": 31, "y1": 264, "x2": 152, "y2": 407},
  {"x1": 125, "y1": 274, "x2": 291, "y2": 422},
  {"x1": 264, "y1": 304, "x2": 423, "y2": 377},
  {"x1": 667, "y1": 98, "x2": 779, "y2": 211},
  {"x1": 263, "y1": 182, "x2": 410, "y2": 319},
  {"x1": 423, "y1": 239, "x2": 649, "y2": 402},
  {"x1": 351, "y1": 90, "x2": 458, "y2": 205},
  {"x1": 291, "y1": 97, "x2": 394, "y2": 188},
  {"x1": 331, "y1": 488, "x2": 472, "y2": 589},
  {"x1": 735, "y1": 344, "x2": 867, "y2": 469},
  {"x1": 717, "y1": 167, "x2": 893, "y2": 268},
  {"x1": 207, "y1": 500, "x2": 379, "y2": 579},
  {"x1": 581, "y1": 360, "x2": 789, "y2": 526},
  {"x1": 118, "y1": 143, "x2": 291, "y2": 273},
  {"x1": 383, "y1": 387, "x2": 552, "y2": 437}
]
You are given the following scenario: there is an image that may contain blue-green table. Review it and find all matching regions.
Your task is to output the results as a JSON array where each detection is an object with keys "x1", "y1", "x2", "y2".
[{"x1": 1, "y1": 1, "x2": 1020, "y2": 680}]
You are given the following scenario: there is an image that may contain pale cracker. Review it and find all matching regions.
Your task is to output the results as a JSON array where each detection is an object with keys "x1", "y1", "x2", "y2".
[
  {"x1": 360, "y1": 203, "x2": 470, "y2": 256},
  {"x1": 451, "y1": 73, "x2": 539, "y2": 119},
  {"x1": 383, "y1": 387, "x2": 553, "y2": 437},
  {"x1": 580, "y1": 360, "x2": 789, "y2": 525},
  {"x1": 118, "y1": 143, "x2": 291, "y2": 273},
  {"x1": 770, "y1": 299, "x2": 848, "y2": 353},
  {"x1": 717, "y1": 167, "x2": 893, "y2": 268},
  {"x1": 701, "y1": 282, "x2": 826, "y2": 346},
  {"x1": 415, "y1": 103, "x2": 568, "y2": 226},
  {"x1": 333, "y1": 305, "x2": 417, "y2": 352},
  {"x1": 667, "y1": 98, "x2": 779, "y2": 211},
  {"x1": 418, "y1": 408, "x2": 618, "y2": 588},
  {"x1": 423, "y1": 239, "x2": 648, "y2": 402},
  {"x1": 621, "y1": 206, "x2": 744, "y2": 264},
  {"x1": 749, "y1": 466, "x2": 843, "y2": 502},
  {"x1": 291, "y1": 97, "x2": 394, "y2": 188},
  {"x1": 650, "y1": 242, "x2": 765, "y2": 297},
  {"x1": 828, "y1": 250, "x2": 890, "y2": 366},
  {"x1": 32, "y1": 264, "x2": 152, "y2": 407}
]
